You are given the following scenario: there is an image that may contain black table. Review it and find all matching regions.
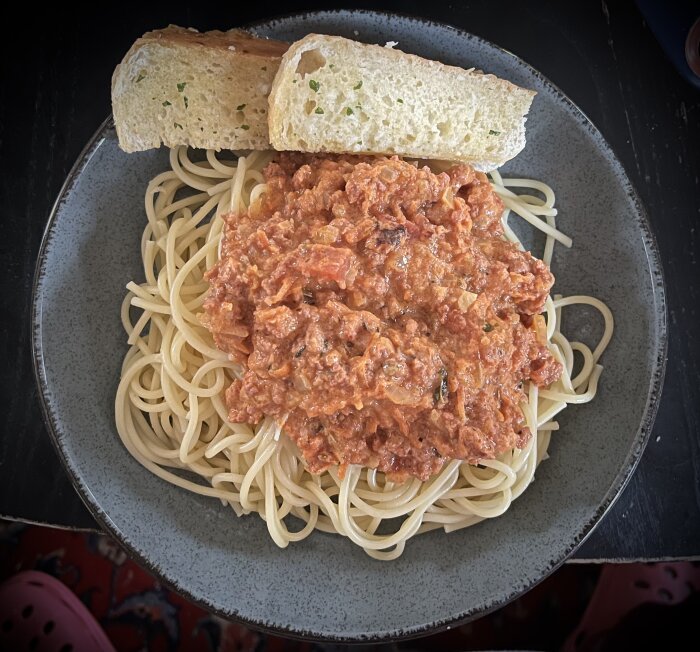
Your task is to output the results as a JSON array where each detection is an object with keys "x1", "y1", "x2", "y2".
[{"x1": 1, "y1": 1, "x2": 698, "y2": 562}]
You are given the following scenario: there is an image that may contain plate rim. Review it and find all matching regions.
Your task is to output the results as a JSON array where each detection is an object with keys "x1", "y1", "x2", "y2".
[{"x1": 31, "y1": 9, "x2": 668, "y2": 643}]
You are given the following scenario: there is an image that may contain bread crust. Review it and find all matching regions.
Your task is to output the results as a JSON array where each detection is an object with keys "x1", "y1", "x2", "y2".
[{"x1": 136, "y1": 25, "x2": 288, "y2": 57}]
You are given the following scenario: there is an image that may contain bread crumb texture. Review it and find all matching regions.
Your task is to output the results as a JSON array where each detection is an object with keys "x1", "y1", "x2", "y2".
[
  {"x1": 268, "y1": 34, "x2": 535, "y2": 170},
  {"x1": 112, "y1": 26, "x2": 287, "y2": 152}
]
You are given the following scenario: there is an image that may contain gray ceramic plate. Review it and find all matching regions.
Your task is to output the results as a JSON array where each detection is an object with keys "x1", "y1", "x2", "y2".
[{"x1": 32, "y1": 10, "x2": 666, "y2": 642}]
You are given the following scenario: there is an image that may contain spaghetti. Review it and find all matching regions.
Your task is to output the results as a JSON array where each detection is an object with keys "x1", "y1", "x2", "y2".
[{"x1": 115, "y1": 147, "x2": 613, "y2": 560}]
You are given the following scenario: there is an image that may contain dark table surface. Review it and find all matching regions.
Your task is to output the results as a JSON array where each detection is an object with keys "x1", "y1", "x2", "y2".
[{"x1": 1, "y1": 0, "x2": 698, "y2": 562}]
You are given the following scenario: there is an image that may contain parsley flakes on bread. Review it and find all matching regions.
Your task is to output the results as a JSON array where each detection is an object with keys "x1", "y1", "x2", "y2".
[
  {"x1": 112, "y1": 27, "x2": 535, "y2": 170},
  {"x1": 111, "y1": 25, "x2": 287, "y2": 152}
]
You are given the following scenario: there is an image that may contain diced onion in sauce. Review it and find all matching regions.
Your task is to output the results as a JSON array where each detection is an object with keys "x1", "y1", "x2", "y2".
[
  {"x1": 458, "y1": 290, "x2": 478, "y2": 312},
  {"x1": 384, "y1": 384, "x2": 416, "y2": 405}
]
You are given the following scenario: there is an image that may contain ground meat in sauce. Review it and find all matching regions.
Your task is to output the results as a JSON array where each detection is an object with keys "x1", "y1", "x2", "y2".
[{"x1": 202, "y1": 154, "x2": 561, "y2": 481}]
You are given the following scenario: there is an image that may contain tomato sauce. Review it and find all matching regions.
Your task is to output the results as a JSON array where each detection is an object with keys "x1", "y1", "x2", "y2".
[{"x1": 203, "y1": 154, "x2": 561, "y2": 480}]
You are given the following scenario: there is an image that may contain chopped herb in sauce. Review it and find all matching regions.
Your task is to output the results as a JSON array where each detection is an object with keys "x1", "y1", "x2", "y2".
[
  {"x1": 183, "y1": 96, "x2": 189, "y2": 108},
  {"x1": 488, "y1": 129, "x2": 501, "y2": 135},
  {"x1": 135, "y1": 72, "x2": 146, "y2": 83},
  {"x1": 483, "y1": 323, "x2": 494, "y2": 332},
  {"x1": 315, "y1": 107, "x2": 324, "y2": 114},
  {"x1": 344, "y1": 107, "x2": 354, "y2": 116},
  {"x1": 397, "y1": 98, "x2": 404, "y2": 103},
  {"x1": 377, "y1": 226, "x2": 406, "y2": 246},
  {"x1": 354, "y1": 81, "x2": 363, "y2": 89},
  {"x1": 177, "y1": 82, "x2": 187, "y2": 92},
  {"x1": 236, "y1": 103, "x2": 246, "y2": 111},
  {"x1": 433, "y1": 368, "x2": 448, "y2": 404},
  {"x1": 174, "y1": 122, "x2": 183, "y2": 129},
  {"x1": 162, "y1": 100, "x2": 171, "y2": 107},
  {"x1": 309, "y1": 79, "x2": 320, "y2": 92},
  {"x1": 240, "y1": 124, "x2": 250, "y2": 130},
  {"x1": 261, "y1": 66, "x2": 267, "y2": 71},
  {"x1": 294, "y1": 345, "x2": 306, "y2": 358}
]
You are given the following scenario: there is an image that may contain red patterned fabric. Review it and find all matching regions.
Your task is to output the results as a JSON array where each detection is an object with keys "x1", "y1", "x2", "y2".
[{"x1": 9, "y1": 519, "x2": 695, "y2": 651}]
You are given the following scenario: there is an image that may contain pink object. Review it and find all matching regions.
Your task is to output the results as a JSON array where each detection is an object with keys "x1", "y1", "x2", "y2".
[
  {"x1": 0, "y1": 570, "x2": 115, "y2": 652},
  {"x1": 563, "y1": 562, "x2": 700, "y2": 651}
]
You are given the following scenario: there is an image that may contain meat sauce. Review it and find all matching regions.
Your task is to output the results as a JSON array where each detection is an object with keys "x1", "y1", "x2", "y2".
[{"x1": 203, "y1": 154, "x2": 561, "y2": 481}]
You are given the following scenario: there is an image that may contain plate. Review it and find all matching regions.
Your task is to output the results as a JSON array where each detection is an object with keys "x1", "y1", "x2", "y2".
[{"x1": 32, "y1": 10, "x2": 666, "y2": 641}]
